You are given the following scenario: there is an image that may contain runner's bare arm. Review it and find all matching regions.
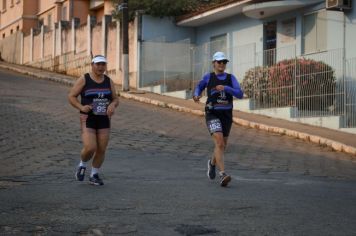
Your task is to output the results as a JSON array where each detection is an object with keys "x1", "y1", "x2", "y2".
[
  {"x1": 109, "y1": 79, "x2": 119, "y2": 107},
  {"x1": 68, "y1": 76, "x2": 91, "y2": 113},
  {"x1": 107, "y1": 79, "x2": 119, "y2": 116}
]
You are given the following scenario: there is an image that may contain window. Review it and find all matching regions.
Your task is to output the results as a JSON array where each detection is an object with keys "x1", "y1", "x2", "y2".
[
  {"x1": 303, "y1": 10, "x2": 327, "y2": 54},
  {"x1": 2, "y1": 33, "x2": 5, "y2": 38},
  {"x1": 16, "y1": 25, "x2": 19, "y2": 31},
  {"x1": 263, "y1": 21, "x2": 277, "y2": 66},
  {"x1": 10, "y1": 29, "x2": 13, "y2": 34}
]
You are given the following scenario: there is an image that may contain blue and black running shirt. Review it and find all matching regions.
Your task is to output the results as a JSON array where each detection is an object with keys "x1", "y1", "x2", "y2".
[{"x1": 80, "y1": 73, "x2": 112, "y2": 115}]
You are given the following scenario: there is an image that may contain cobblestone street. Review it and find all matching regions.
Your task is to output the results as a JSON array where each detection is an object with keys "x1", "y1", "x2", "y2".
[{"x1": 1, "y1": 68, "x2": 356, "y2": 235}]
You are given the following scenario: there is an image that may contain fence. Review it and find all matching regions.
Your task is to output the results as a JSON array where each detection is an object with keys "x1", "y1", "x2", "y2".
[
  {"x1": 140, "y1": 38, "x2": 192, "y2": 92},
  {"x1": 345, "y1": 57, "x2": 356, "y2": 128},
  {"x1": 248, "y1": 48, "x2": 344, "y2": 115},
  {"x1": 139, "y1": 39, "x2": 356, "y2": 128}
]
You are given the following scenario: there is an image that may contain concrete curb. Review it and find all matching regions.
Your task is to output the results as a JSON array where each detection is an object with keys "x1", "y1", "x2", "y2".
[
  {"x1": 0, "y1": 64, "x2": 75, "y2": 87},
  {"x1": 1, "y1": 63, "x2": 355, "y2": 157}
]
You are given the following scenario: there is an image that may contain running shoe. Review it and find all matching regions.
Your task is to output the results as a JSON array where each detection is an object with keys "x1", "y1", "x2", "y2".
[
  {"x1": 89, "y1": 174, "x2": 104, "y2": 186},
  {"x1": 207, "y1": 159, "x2": 216, "y2": 179},
  {"x1": 75, "y1": 166, "x2": 86, "y2": 181},
  {"x1": 220, "y1": 172, "x2": 231, "y2": 187}
]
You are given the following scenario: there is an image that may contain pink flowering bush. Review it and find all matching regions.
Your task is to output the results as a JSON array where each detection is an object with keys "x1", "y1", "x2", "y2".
[{"x1": 241, "y1": 58, "x2": 336, "y2": 110}]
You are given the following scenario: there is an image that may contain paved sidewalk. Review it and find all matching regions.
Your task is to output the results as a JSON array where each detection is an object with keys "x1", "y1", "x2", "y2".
[{"x1": 1, "y1": 61, "x2": 355, "y2": 157}]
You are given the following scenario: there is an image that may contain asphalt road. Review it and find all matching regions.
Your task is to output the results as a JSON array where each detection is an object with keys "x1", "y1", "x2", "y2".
[{"x1": 0, "y1": 68, "x2": 356, "y2": 236}]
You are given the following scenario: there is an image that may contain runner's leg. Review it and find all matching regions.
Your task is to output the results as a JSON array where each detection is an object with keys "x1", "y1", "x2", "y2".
[
  {"x1": 92, "y1": 129, "x2": 110, "y2": 169},
  {"x1": 212, "y1": 132, "x2": 226, "y2": 172},
  {"x1": 80, "y1": 115, "x2": 97, "y2": 162},
  {"x1": 211, "y1": 137, "x2": 228, "y2": 165}
]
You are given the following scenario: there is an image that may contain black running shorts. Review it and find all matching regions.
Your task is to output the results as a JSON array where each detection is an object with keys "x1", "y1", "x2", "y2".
[
  {"x1": 80, "y1": 114, "x2": 110, "y2": 130},
  {"x1": 205, "y1": 109, "x2": 233, "y2": 137}
]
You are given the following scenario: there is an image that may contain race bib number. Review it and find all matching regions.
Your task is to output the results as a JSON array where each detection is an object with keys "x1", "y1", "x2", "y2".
[
  {"x1": 92, "y1": 99, "x2": 109, "y2": 115},
  {"x1": 207, "y1": 119, "x2": 222, "y2": 133}
]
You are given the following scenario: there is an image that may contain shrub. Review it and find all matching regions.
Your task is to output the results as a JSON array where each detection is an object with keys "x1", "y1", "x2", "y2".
[{"x1": 241, "y1": 58, "x2": 336, "y2": 111}]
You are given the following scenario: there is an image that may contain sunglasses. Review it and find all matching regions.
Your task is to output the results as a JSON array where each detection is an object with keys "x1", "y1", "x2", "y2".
[{"x1": 215, "y1": 60, "x2": 228, "y2": 65}]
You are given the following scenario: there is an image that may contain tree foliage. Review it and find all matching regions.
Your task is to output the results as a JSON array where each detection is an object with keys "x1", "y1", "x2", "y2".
[{"x1": 111, "y1": 0, "x2": 215, "y2": 20}]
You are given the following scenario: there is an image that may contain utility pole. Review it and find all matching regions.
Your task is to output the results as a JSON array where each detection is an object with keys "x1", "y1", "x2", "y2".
[{"x1": 120, "y1": 0, "x2": 129, "y2": 91}]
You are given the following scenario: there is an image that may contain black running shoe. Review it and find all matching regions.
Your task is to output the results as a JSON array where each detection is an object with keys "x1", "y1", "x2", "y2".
[
  {"x1": 220, "y1": 173, "x2": 231, "y2": 187},
  {"x1": 75, "y1": 166, "x2": 86, "y2": 181},
  {"x1": 89, "y1": 174, "x2": 104, "y2": 186},
  {"x1": 207, "y1": 160, "x2": 216, "y2": 179}
]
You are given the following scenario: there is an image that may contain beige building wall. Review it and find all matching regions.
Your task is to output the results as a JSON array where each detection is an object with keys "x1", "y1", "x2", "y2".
[
  {"x1": 107, "y1": 24, "x2": 116, "y2": 72},
  {"x1": 94, "y1": 8, "x2": 104, "y2": 23},
  {"x1": 129, "y1": 19, "x2": 138, "y2": 88},
  {"x1": 38, "y1": 0, "x2": 56, "y2": 13},
  {"x1": 37, "y1": 2, "x2": 55, "y2": 23},
  {"x1": 11, "y1": 0, "x2": 140, "y2": 88},
  {"x1": 0, "y1": 0, "x2": 22, "y2": 37},
  {"x1": 75, "y1": 24, "x2": 87, "y2": 53},
  {"x1": 43, "y1": 31, "x2": 52, "y2": 58},
  {"x1": 62, "y1": 28, "x2": 71, "y2": 53},
  {"x1": 23, "y1": 34, "x2": 30, "y2": 63},
  {"x1": 0, "y1": 31, "x2": 21, "y2": 63},
  {"x1": 91, "y1": 24, "x2": 101, "y2": 56},
  {"x1": 104, "y1": 0, "x2": 114, "y2": 15},
  {"x1": 0, "y1": 0, "x2": 37, "y2": 37},
  {"x1": 55, "y1": 27, "x2": 61, "y2": 55},
  {"x1": 33, "y1": 32, "x2": 41, "y2": 61},
  {"x1": 22, "y1": 0, "x2": 38, "y2": 31},
  {"x1": 73, "y1": 0, "x2": 90, "y2": 26}
]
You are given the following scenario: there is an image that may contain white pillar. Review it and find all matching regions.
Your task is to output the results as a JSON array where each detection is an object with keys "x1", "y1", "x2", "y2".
[
  {"x1": 58, "y1": 21, "x2": 62, "y2": 55},
  {"x1": 87, "y1": 15, "x2": 92, "y2": 56},
  {"x1": 72, "y1": 18, "x2": 76, "y2": 53},
  {"x1": 116, "y1": 21, "x2": 121, "y2": 83},
  {"x1": 30, "y1": 28, "x2": 33, "y2": 62},
  {"x1": 20, "y1": 32, "x2": 24, "y2": 64},
  {"x1": 52, "y1": 22, "x2": 56, "y2": 57},
  {"x1": 41, "y1": 25, "x2": 44, "y2": 59},
  {"x1": 101, "y1": 15, "x2": 107, "y2": 56}
]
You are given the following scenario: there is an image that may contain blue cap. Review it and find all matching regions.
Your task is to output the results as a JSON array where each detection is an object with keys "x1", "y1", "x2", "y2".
[{"x1": 212, "y1": 52, "x2": 229, "y2": 62}]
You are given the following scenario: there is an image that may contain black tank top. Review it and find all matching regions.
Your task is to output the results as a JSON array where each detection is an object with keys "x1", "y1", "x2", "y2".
[
  {"x1": 207, "y1": 72, "x2": 233, "y2": 107},
  {"x1": 80, "y1": 73, "x2": 112, "y2": 115}
]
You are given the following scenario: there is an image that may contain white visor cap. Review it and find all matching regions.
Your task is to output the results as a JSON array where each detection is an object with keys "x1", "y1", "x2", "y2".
[
  {"x1": 212, "y1": 52, "x2": 229, "y2": 62},
  {"x1": 92, "y1": 56, "x2": 107, "y2": 64}
]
